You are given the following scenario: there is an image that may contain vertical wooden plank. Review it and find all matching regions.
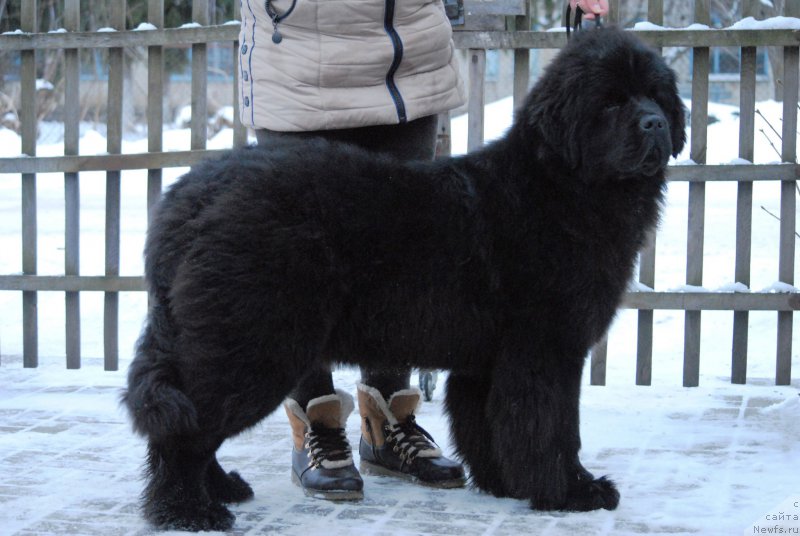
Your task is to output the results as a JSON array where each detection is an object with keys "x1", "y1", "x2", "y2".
[
  {"x1": 148, "y1": 0, "x2": 164, "y2": 223},
  {"x1": 467, "y1": 49, "x2": 486, "y2": 153},
  {"x1": 732, "y1": 46, "x2": 756, "y2": 384},
  {"x1": 590, "y1": 336, "x2": 608, "y2": 386},
  {"x1": 647, "y1": 0, "x2": 664, "y2": 24},
  {"x1": 683, "y1": 0, "x2": 710, "y2": 387},
  {"x1": 636, "y1": 0, "x2": 663, "y2": 386},
  {"x1": 512, "y1": 7, "x2": 530, "y2": 111},
  {"x1": 20, "y1": 1, "x2": 38, "y2": 368},
  {"x1": 64, "y1": 0, "x2": 81, "y2": 369},
  {"x1": 636, "y1": 231, "x2": 655, "y2": 385},
  {"x1": 104, "y1": 2, "x2": 125, "y2": 371},
  {"x1": 435, "y1": 112, "x2": 452, "y2": 158},
  {"x1": 513, "y1": 48, "x2": 529, "y2": 109},
  {"x1": 607, "y1": 0, "x2": 620, "y2": 24},
  {"x1": 232, "y1": 0, "x2": 247, "y2": 147},
  {"x1": 192, "y1": 0, "x2": 209, "y2": 151},
  {"x1": 776, "y1": 27, "x2": 798, "y2": 385}
]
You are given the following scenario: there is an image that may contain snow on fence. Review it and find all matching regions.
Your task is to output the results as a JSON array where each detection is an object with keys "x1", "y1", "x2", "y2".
[{"x1": 0, "y1": 0, "x2": 797, "y2": 387}]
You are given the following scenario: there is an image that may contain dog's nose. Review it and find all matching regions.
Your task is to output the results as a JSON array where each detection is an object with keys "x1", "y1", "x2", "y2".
[{"x1": 639, "y1": 114, "x2": 666, "y2": 132}]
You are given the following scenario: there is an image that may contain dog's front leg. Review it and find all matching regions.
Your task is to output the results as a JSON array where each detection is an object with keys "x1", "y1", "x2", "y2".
[
  {"x1": 486, "y1": 342, "x2": 619, "y2": 512},
  {"x1": 445, "y1": 372, "x2": 514, "y2": 497}
]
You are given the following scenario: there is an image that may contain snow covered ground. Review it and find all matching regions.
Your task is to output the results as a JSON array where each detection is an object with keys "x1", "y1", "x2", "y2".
[
  {"x1": 0, "y1": 357, "x2": 798, "y2": 535},
  {"x1": 0, "y1": 96, "x2": 798, "y2": 535}
]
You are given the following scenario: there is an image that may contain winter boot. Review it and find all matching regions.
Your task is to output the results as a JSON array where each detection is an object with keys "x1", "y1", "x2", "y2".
[
  {"x1": 357, "y1": 383, "x2": 465, "y2": 488},
  {"x1": 284, "y1": 389, "x2": 363, "y2": 501}
]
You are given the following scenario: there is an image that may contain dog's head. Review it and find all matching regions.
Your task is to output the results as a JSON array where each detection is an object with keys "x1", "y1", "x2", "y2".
[{"x1": 518, "y1": 26, "x2": 687, "y2": 179}]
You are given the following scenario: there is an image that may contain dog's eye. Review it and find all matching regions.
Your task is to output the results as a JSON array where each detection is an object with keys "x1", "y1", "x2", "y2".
[{"x1": 603, "y1": 95, "x2": 627, "y2": 113}]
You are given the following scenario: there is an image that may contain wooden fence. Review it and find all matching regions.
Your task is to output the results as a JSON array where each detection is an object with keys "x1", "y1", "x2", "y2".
[{"x1": 0, "y1": 0, "x2": 798, "y2": 386}]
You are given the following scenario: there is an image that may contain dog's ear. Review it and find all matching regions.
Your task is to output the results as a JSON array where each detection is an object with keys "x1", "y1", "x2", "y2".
[{"x1": 522, "y1": 93, "x2": 582, "y2": 170}]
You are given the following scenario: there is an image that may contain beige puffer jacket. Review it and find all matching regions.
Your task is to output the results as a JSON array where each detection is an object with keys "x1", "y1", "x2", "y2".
[{"x1": 238, "y1": 0, "x2": 465, "y2": 132}]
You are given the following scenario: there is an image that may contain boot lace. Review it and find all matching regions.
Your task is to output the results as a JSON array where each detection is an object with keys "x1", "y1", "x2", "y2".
[
  {"x1": 305, "y1": 424, "x2": 352, "y2": 467},
  {"x1": 384, "y1": 415, "x2": 439, "y2": 465}
]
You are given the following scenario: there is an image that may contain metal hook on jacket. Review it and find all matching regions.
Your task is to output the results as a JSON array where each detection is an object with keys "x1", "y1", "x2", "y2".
[{"x1": 265, "y1": 0, "x2": 298, "y2": 44}]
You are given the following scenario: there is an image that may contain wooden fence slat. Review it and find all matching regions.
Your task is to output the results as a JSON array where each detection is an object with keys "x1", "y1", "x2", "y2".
[
  {"x1": 732, "y1": 46, "x2": 757, "y2": 384},
  {"x1": 467, "y1": 49, "x2": 486, "y2": 152},
  {"x1": 636, "y1": 230, "x2": 656, "y2": 385},
  {"x1": 2, "y1": 27, "x2": 800, "y2": 52},
  {"x1": 623, "y1": 292, "x2": 800, "y2": 311},
  {"x1": 648, "y1": 0, "x2": 664, "y2": 24},
  {"x1": 64, "y1": 0, "x2": 81, "y2": 369},
  {"x1": 20, "y1": 1, "x2": 38, "y2": 368},
  {"x1": 597, "y1": 0, "x2": 616, "y2": 396},
  {"x1": 104, "y1": 2, "x2": 126, "y2": 372},
  {"x1": 0, "y1": 276, "x2": 145, "y2": 292},
  {"x1": 637, "y1": 0, "x2": 663, "y2": 388},
  {"x1": 232, "y1": 0, "x2": 247, "y2": 148},
  {"x1": 191, "y1": 1, "x2": 209, "y2": 151},
  {"x1": 1, "y1": 150, "x2": 228, "y2": 173},
  {"x1": 4, "y1": 277, "x2": 797, "y2": 309},
  {"x1": 683, "y1": 0, "x2": 710, "y2": 388},
  {"x1": 776, "y1": 44, "x2": 798, "y2": 385},
  {"x1": 590, "y1": 336, "x2": 608, "y2": 386},
  {"x1": 147, "y1": 0, "x2": 165, "y2": 224},
  {"x1": 511, "y1": 9, "x2": 530, "y2": 110},
  {"x1": 3, "y1": 154, "x2": 797, "y2": 182},
  {"x1": 436, "y1": 112, "x2": 453, "y2": 157}
]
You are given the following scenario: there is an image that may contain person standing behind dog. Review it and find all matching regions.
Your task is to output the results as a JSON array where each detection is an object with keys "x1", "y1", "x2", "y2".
[{"x1": 238, "y1": 0, "x2": 468, "y2": 500}]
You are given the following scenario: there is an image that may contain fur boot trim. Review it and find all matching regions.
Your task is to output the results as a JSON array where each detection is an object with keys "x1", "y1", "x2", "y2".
[
  {"x1": 284, "y1": 390, "x2": 355, "y2": 469},
  {"x1": 357, "y1": 383, "x2": 441, "y2": 458}
]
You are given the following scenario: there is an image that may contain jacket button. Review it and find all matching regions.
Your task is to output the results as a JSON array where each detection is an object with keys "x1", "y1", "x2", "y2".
[
  {"x1": 244, "y1": 96, "x2": 250, "y2": 107},
  {"x1": 243, "y1": 71, "x2": 249, "y2": 82},
  {"x1": 241, "y1": 44, "x2": 248, "y2": 54}
]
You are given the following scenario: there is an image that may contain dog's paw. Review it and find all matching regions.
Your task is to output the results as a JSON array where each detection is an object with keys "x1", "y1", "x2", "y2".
[
  {"x1": 145, "y1": 498, "x2": 236, "y2": 531},
  {"x1": 529, "y1": 474, "x2": 619, "y2": 512},
  {"x1": 208, "y1": 470, "x2": 255, "y2": 504},
  {"x1": 563, "y1": 475, "x2": 620, "y2": 512}
]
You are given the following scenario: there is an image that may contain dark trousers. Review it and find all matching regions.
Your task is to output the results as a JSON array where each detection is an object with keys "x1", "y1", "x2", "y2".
[{"x1": 256, "y1": 115, "x2": 439, "y2": 409}]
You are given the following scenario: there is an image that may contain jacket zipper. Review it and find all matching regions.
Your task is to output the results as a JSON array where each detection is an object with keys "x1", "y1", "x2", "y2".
[{"x1": 383, "y1": 0, "x2": 407, "y2": 123}]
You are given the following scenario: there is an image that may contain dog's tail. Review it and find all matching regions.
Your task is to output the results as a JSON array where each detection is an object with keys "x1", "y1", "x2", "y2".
[{"x1": 121, "y1": 303, "x2": 198, "y2": 440}]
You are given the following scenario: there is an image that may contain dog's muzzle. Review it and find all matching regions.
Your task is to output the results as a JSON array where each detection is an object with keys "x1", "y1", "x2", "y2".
[{"x1": 639, "y1": 113, "x2": 672, "y2": 176}]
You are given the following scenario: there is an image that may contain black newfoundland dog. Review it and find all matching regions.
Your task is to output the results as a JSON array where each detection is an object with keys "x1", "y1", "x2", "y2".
[{"x1": 124, "y1": 27, "x2": 685, "y2": 530}]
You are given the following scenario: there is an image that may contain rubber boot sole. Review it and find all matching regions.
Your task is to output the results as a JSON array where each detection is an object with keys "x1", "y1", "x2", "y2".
[
  {"x1": 359, "y1": 460, "x2": 466, "y2": 489},
  {"x1": 290, "y1": 471, "x2": 364, "y2": 501}
]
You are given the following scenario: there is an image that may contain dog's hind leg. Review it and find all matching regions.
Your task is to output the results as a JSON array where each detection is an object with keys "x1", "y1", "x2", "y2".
[
  {"x1": 196, "y1": 366, "x2": 300, "y2": 507},
  {"x1": 142, "y1": 436, "x2": 235, "y2": 531},
  {"x1": 444, "y1": 373, "x2": 512, "y2": 497},
  {"x1": 206, "y1": 455, "x2": 255, "y2": 504},
  {"x1": 142, "y1": 437, "x2": 235, "y2": 531},
  {"x1": 486, "y1": 346, "x2": 619, "y2": 512}
]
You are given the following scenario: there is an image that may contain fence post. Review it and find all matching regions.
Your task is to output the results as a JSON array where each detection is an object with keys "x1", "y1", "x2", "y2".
[
  {"x1": 635, "y1": 0, "x2": 665, "y2": 388},
  {"x1": 104, "y1": 2, "x2": 126, "y2": 371},
  {"x1": 732, "y1": 42, "x2": 756, "y2": 384},
  {"x1": 20, "y1": 1, "x2": 38, "y2": 368},
  {"x1": 64, "y1": 0, "x2": 81, "y2": 369},
  {"x1": 512, "y1": 2, "x2": 530, "y2": 111},
  {"x1": 467, "y1": 49, "x2": 486, "y2": 153},
  {"x1": 232, "y1": 0, "x2": 248, "y2": 148},
  {"x1": 683, "y1": 0, "x2": 710, "y2": 387},
  {"x1": 776, "y1": 1, "x2": 799, "y2": 385},
  {"x1": 192, "y1": 0, "x2": 209, "y2": 151},
  {"x1": 148, "y1": 0, "x2": 165, "y2": 224},
  {"x1": 591, "y1": 0, "x2": 613, "y2": 389}
]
